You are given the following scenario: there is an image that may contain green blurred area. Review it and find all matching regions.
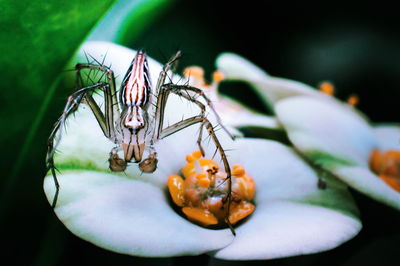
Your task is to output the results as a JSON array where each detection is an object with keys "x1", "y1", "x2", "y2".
[
  {"x1": 0, "y1": 1, "x2": 399, "y2": 265},
  {"x1": 0, "y1": 0, "x2": 114, "y2": 139}
]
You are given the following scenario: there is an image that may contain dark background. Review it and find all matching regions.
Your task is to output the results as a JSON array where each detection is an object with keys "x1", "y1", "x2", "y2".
[{"x1": 1, "y1": 1, "x2": 400, "y2": 265}]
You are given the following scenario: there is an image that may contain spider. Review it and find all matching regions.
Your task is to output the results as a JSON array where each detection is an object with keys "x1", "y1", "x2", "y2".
[{"x1": 46, "y1": 49, "x2": 236, "y2": 232}]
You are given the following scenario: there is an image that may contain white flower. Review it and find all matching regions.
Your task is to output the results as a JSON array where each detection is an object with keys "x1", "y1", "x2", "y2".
[
  {"x1": 216, "y1": 52, "x2": 400, "y2": 210},
  {"x1": 43, "y1": 42, "x2": 361, "y2": 260}
]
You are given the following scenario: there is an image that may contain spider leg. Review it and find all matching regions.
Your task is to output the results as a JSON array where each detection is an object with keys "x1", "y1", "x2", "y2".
[
  {"x1": 151, "y1": 52, "x2": 234, "y2": 232},
  {"x1": 47, "y1": 64, "x2": 121, "y2": 208},
  {"x1": 155, "y1": 84, "x2": 235, "y2": 234},
  {"x1": 158, "y1": 89, "x2": 207, "y2": 155},
  {"x1": 46, "y1": 82, "x2": 110, "y2": 208},
  {"x1": 76, "y1": 63, "x2": 120, "y2": 141},
  {"x1": 164, "y1": 84, "x2": 235, "y2": 140},
  {"x1": 76, "y1": 64, "x2": 127, "y2": 171},
  {"x1": 152, "y1": 51, "x2": 181, "y2": 139},
  {"x1": 159, "y1": 115, "x2": 235, "y2": 235},
  {"x1": 154, "y1": 51, "x2": 182, "y2": 97}
]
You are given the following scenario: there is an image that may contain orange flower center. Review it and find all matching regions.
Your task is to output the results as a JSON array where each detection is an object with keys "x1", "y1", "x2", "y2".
[
  {"x1": 167, "y1": 151, "x2": 255, "y2": 227},
  {"x1": 369, "y1": 149, "x2": 400, "y2": 192}
]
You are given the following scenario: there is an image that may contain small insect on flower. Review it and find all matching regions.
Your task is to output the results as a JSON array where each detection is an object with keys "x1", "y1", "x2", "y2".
[{"x1": 46, "y1": 49, "x2": 237, "y2": 232}]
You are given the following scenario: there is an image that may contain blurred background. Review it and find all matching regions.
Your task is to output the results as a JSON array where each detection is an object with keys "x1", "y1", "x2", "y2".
[{"x1": 1, "y1": 0, "x2": 399, "y2": 265}]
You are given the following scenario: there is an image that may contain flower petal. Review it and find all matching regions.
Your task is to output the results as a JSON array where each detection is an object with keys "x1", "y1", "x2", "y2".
[
  {"x1": 48, "y1": 43, "x2": 361, "y2": 259},
  {"x1": 214, "y1": 97, "x2": 280, "y2": 129},
  {"x1": 51, "y1": 105, "x2": 114, "y2": 174},
  {"x1": 43, "y1": 171, "x2": 233, "y2": 257},
  {"x1": 216, "y1": 53, "x2": 324, "y2": 105},
  {"x1": 275, "y1": 97, "x2": 400, "y2": 210},
  {"x1": 46, "y1": 98, "x2": 361, "y2": 259},
  {"x1": 332, "y1": 165, "x2": 400, "y2": 210},
  {"x1": 373, "y1": 124, "x2": 400, "y2": 151},
  {"x1": 215, "y1": 52, "x2": 271, "y2": 81},
  {"x1": 213, "y1": 139, "x2": 361, "y2": 260},
  {"x1": 275, "y1": 96, "x2": 377, "y2": 166}
]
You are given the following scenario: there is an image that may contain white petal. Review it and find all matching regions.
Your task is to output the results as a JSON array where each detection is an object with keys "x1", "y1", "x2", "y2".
[
  {"x1": 49, "y1": 43, "x2": 361, "y2": 258},
  {"x1": 373, "y1": 124, "x2": 400, "y2": 151},
  {"x1": 47, "y1": 100, "x2": 361, "y2": 259},
  {"x1": 275, "y1": 96, "x2": 377, "y2": 166},
  {"x1": 214, "y1": 97, "x2": 281, "y2": 129},
  {"x1": 215, "y1": 52, "x2": 270, "y2": 81},
  {"x1": 43, "y1": 171, "x2": 233, "y2": 257},
  {"x1": 229, "y1": 111, "x2": 280, "y2": 129},
  {"x1": 214, "y1": 139, "x2": 361, "y2": 260},
  {"x1": 52, "y1": 106, "x2": 114, "y2": 173},
  {"x1": 275, "y1": 97, "x2": 400, "y2": 210},
  {"x1": 332, "y1": 165, "x2": 400, "y2": 210},
  {"x1": 216, "y1": 53, "x2": 325, "y2": 105}
]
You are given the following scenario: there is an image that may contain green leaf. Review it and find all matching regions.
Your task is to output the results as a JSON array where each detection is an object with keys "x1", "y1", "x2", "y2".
[
  {"x1": 0, "y1": 0, "x2": 115, "y2": 210},
  {"x1": 0, "y1": 0, "x2": 117, "y2": 141}
]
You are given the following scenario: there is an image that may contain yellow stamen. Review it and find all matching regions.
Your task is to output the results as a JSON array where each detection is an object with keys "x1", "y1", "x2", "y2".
[
  {"x1": 198, "y1": 177, "x2": 211, "y2": 188},
  {"x1": 234, "y1": 174, "x2": 255, "y2": 201},
  {"x1": 183, "y1": 66, "x2": 224, "y2": 90},
  {"x1": 192, "y1": 150, "x2": 202, "y2": 159},
  {"x1": 199, "y1": 159, "x2": 219, "y2": 169},
  {"x1": 167, "y1": 175, "x2": 186, "y2": 207},
  {"x1": 167, "y1": 151, "x2": 256, "y2": 228},
  {"x1": 319, "y1": 81, "x2": 335, "y2": 96},
  {"x1": 229, "y1": 201, "x2": 255, "y2": 224},
  {"x1": 196, "y1": 173, "x2": 207, "y2": 180},
  {"x1": 183, "y1": 66, "x2": 211, "y2": 89},
  {"x1": 182, "y1": 163, "x2": 196, "y2": 179},
  {"x1": 182, "y1": 158, "x2": 219, "y2": 179},
  {"x1": 183, "y1": 66, "x2": 204, "y2": 79},
  {"x1": 369, "y1": 149, "x2": 400, "y2": 193},
  {"x1": 369, "y1": 149, "x2": 384, "y2": 173},
  {"x1": 232, "y1": 164, "x2": 245, "y2": 177},
  {"x1": 380, "y1": 176, "x2": 400, "y2": 193},
  {"x1": 212, "y1": 70, "x2": 225, "y2": 82},
  {"x1": 196, "y1": 172, "x2": 211, "y2": 188},
  {"x1": 186, "y1": 154, "x2": 196, "y2": 163},
  {"x1": 347, "y1": 94, "x2": 359, "y2": 107},
  {"x1": 182, "y1": 207, "x2": 218, "y2": 226}
]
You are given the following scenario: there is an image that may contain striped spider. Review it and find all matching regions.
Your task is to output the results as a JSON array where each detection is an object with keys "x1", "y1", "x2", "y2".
[{"x1": 46, "y1": 50, "x2": 235, "y2": 231}]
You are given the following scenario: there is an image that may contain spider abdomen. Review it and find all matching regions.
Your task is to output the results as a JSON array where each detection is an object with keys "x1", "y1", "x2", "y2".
[{"x1": 120, "y1": 49, "x2": 152, "y2": 107}]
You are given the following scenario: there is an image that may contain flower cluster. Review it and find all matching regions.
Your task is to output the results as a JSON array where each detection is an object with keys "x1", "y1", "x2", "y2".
[
  {"x1": 43, "y1": 41, "x2": 398, "y2": 261},
  {"x1": 215, "y1": 52, "x2": 400, "y2": 211}
]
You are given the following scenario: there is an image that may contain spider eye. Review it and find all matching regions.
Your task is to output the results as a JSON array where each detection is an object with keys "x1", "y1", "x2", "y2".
[{"x1": 125, "y1": 117, "x2": 144, "y2": 130}]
